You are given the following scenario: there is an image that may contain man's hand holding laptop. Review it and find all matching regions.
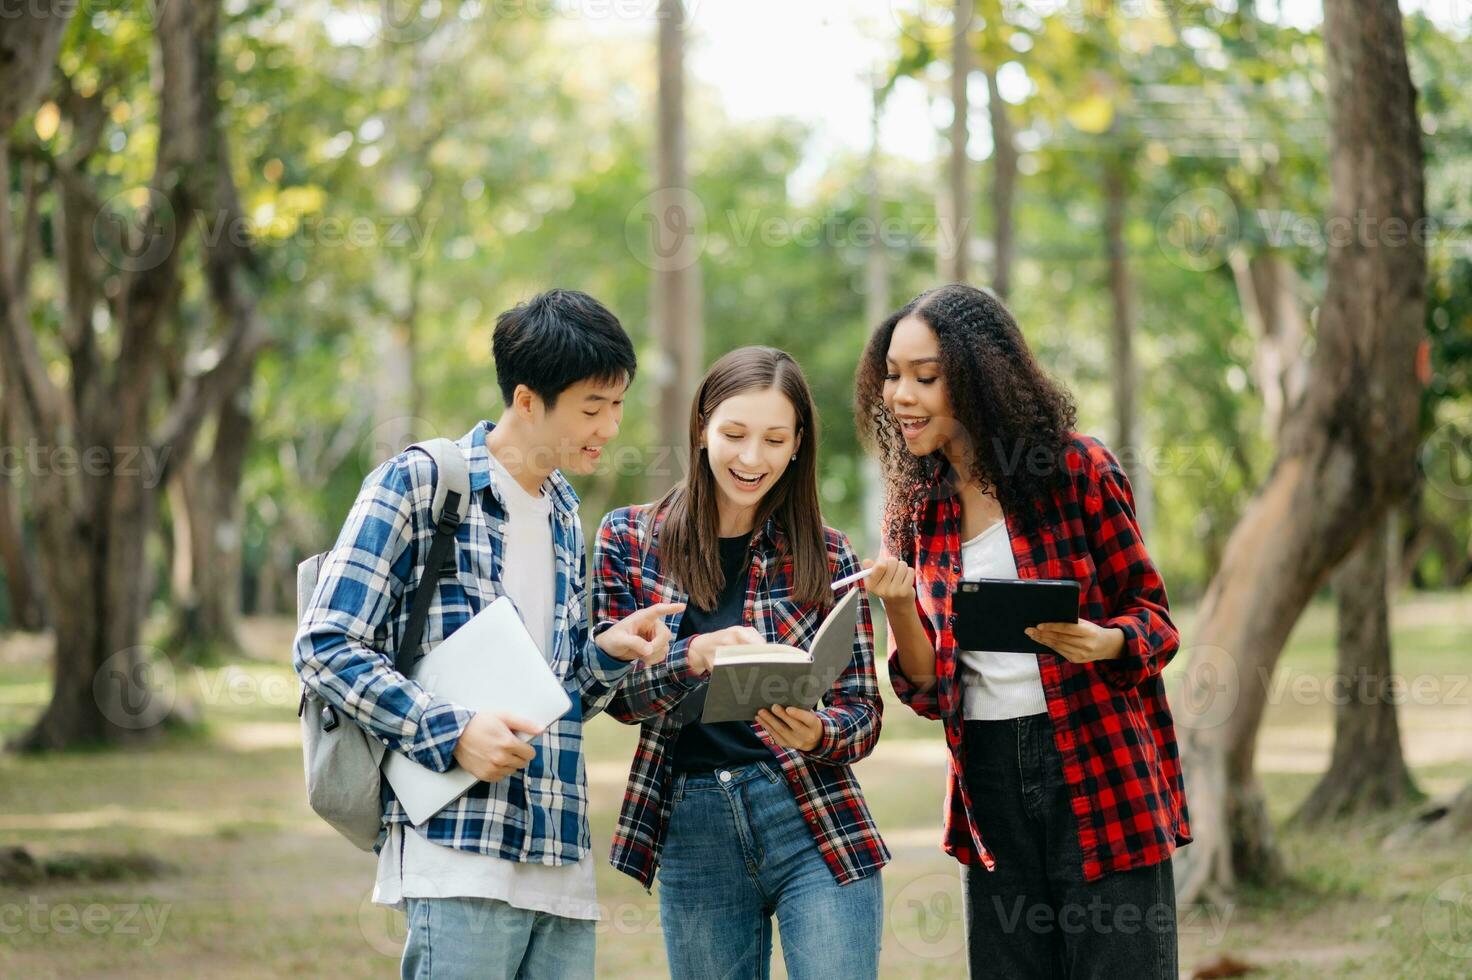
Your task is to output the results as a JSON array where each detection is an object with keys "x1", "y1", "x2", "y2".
[{"x1": 452, "y1": 602, "x2": 686, "y2": 784}]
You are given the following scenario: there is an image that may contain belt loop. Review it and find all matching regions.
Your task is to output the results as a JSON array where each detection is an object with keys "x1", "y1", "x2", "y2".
[
  {"x1": 671, "y1": 770, "x2": 687, "y2": 805},
  {"x1": 761, "y1": 760, "x2": 781, "y2": 785}
]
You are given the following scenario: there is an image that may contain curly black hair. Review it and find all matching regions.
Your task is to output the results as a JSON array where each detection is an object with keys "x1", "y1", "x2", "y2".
[{"x1": 854, "y1": 283, "x2": 1079, "y2": 558}]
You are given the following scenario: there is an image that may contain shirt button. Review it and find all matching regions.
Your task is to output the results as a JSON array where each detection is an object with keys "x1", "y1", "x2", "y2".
[
  {"x1": 498, "y1": 523, "x2": 508, "y2": 533},
  {"x1": 718, "y1": 770, "x2": 732, "y2": 783}
]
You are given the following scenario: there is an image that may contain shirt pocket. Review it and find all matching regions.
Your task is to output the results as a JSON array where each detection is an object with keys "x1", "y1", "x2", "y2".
[
  {"x1": 1039, "y1": 554, "x2": 1100, "y2": 622},
  {"x1": 767, "y1": 598, "x2": 819, "y2": 648}
]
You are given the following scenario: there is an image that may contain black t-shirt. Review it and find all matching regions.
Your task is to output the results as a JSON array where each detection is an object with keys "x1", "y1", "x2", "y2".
[{"x1": 670, "y1": 534, "x2": 776, "y2": 774}]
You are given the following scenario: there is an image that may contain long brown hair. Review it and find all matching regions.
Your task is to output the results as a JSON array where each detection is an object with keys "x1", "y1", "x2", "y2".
[
  {"x1": 854, "y1": 284, "x2": 1078, "y2": 558},
  {"x1": 656, "y1": 346, "x2": 830, "y2": 610}
]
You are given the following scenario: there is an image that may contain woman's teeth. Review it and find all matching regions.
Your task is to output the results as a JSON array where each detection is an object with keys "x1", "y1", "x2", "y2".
[
  {"x1": 900, "y1": 417, "x2": 930, "y2": 435},
  {"x1": 730, "y1": 469, "x2": 765, "y2": 489}
]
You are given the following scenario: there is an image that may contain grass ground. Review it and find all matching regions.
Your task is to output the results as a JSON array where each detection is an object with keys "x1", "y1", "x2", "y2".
[{"x1": 1, "y1": 592, "x2": 1469, "y2": 978}]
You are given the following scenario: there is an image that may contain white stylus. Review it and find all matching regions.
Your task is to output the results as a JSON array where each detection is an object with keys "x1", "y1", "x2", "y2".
[{"x1": 830, "y1": 566, "x2": 877, "y2": 591}]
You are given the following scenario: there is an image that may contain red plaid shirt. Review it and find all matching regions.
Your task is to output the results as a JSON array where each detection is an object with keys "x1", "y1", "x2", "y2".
[
  {"x1": 889, "y1": 434, "x2": 1190, "y2": 881},
  {"x1": 593, "y1": 504, "x2": 890, "y2": 890}
]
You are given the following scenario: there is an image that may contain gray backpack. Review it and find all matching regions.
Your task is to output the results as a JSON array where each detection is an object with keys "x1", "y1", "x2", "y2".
[{"x1": 294, "y1": 438, "x2": 470, "y2": 851}]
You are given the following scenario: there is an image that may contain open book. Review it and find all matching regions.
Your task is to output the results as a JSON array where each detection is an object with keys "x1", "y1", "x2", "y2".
[{"x1": 700, "y1": 587, "x2": 861, "y2": 724}]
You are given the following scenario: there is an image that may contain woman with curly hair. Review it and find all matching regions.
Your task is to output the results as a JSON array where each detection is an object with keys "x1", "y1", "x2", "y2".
[{"x1": 854, "y1": 283, "x2": 1189, "y2": 979}]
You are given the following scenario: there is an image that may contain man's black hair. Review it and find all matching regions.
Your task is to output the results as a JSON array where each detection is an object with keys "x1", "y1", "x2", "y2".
[{"x1": 492, "y1": 289, "x2": 637, "y2": 409}]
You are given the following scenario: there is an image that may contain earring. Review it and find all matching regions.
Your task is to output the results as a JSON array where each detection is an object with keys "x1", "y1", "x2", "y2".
[{"x1": 791, "y1": 454, "x2": 797, "y2": 461}]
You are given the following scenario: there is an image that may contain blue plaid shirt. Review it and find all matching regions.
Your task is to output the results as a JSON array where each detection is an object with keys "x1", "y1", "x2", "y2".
[{"x1": 292, "y1": 420, "x2": 635, "y2": 863}]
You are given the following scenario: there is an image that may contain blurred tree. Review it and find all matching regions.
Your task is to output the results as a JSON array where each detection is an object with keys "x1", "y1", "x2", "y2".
[
  {"x1": 648, "y1": 0, "x2": 703, "y2": 496},
  {"x1": 0, "y1": 394, "x2": 45, "y2": 631},
  {"x1": 1174, "y1": 0, "x2": 1427, "y2": 902},
  {"x1": 0, "y1": 0, "x2": 267, "y2": 749},
  {"x1": 941, "y1": 0, "x2": 973, "y2": 283}
]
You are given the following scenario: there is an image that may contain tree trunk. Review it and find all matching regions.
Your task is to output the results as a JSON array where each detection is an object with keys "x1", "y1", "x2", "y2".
[
  {"x1": 862, "y1": 75, "x2": 891, "y2": 556},
  {"x1": 0, "y1": 396, "x2": 44, "y2": 631},
  {"x1": 985, "y1": 65, "x2": 1016, "y2": 301},
  {"x1": 1293, "y1": 513, "x2": 1422, "y2": 825},
  {"x1": 1229, "y1": 247, "x2": 1310, "y2": 435},
  {"x1": 1422, "y1": 782, "x2": 1472, "y2": 842},
  {"x1": 168, "y1": 390, "x2": 252, "y2": 661},
  {"x1": 650, "y1": 0, "x2": 702, "y2": 497},
  {"x1": 0, "y1": 0, "x2": 267, "y2": 750},
  {"x1": 939, "y1": 0, "x2": 973, "y2": 283},
  {"x1": 1103, "y1": 159, "x2": 1151, "y2": 535},
  {"x1": 1174, "y1": 0, "x2": 1426, "y2": 904}
]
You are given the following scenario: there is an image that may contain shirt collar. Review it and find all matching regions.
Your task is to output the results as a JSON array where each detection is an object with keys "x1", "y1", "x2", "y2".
[{"x1": 464, "y1": 419, "x2": 581, "y2": 515}]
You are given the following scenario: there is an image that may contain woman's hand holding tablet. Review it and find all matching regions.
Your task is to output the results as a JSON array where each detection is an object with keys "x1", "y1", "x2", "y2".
[{"x1": 1025, "y1": 620, "x2": 1126, "y2": 664}]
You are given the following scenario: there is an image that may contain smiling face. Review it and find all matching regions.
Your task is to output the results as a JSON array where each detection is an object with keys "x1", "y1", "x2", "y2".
[
  {"x1": 882, "y1": 313, "x2": 960, "y2": 458},
  {"x1": 702, "y1": 387, "x2": 801, "y2": 526},
  {"x1": 525, "y1": 377, "x2": 628, "y2": 476}
]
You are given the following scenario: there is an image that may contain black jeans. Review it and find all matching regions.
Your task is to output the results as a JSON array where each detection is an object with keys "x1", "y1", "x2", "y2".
[{"x1": 960, "y1": 714, "x2": 1177, "y2": 980}]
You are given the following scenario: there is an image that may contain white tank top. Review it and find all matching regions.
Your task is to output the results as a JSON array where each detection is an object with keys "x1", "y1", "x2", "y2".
[{"x1": 956, "y1": 521, "x2": 1049, "y2": 721}]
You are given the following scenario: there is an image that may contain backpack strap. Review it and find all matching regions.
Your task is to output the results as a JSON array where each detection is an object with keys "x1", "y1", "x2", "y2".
[{"x1": 392, "y1": 438, "x2": 472, "y2": 677}]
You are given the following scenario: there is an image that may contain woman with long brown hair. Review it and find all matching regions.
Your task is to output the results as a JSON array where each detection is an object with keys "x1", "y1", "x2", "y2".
[
  {"x1": 855, "y1": 284, "x2": 1189, "y2": 979},
  {"x1": 594, "y1": 345, "x2": 888, "y2": 979}
]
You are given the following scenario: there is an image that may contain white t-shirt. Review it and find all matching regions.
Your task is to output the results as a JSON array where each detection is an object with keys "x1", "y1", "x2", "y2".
[
  {"x1": 957, "y1": 521, "x2": 1049, "y2": 721},
  {"x1": 373, "y1": 451, "x2": 599, "y2": 920}
]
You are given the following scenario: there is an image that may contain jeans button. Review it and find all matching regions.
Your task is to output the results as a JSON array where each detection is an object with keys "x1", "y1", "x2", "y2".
[{"x1": 718, "y1": 770, "x2": 732, "y2": 783}]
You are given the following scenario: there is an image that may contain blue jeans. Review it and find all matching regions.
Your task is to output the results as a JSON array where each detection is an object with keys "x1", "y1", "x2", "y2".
[
  {"x1": 656, "y1": 760, "x2": 884, "y2": 980},
  {"x1": 400, "y1": 896, "x2": 595, "y2": 980}
]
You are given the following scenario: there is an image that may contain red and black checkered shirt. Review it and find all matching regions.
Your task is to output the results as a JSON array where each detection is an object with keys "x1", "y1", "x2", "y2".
[
  {"x1": 889, "y1": 434, "x2": 1191, "y2": 881},
  {"x1": 594, "y1": 504, "x2": 890, "y2": 891}
]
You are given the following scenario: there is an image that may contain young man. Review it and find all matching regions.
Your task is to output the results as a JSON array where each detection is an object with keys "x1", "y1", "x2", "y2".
[{"x1": 293, "y1": 289, "x2": 682, "y2": 979}]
